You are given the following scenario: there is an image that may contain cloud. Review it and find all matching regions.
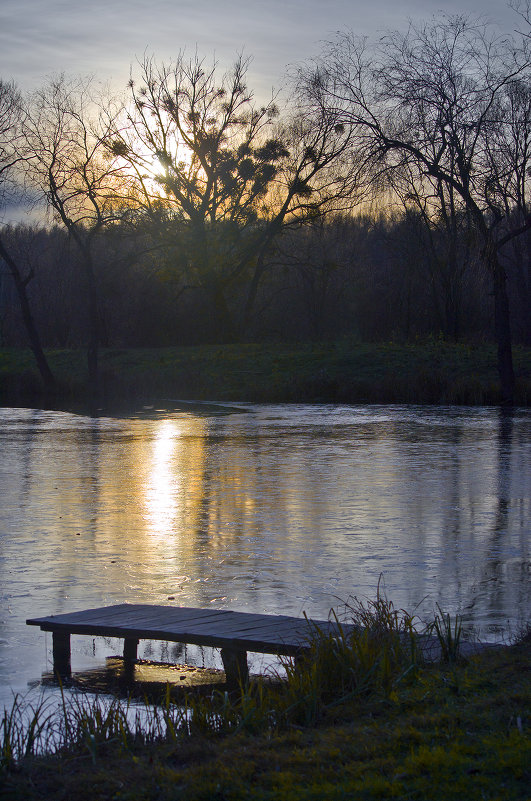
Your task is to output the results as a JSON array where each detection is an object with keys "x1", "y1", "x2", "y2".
[{"x1": 0, "y1": 0, "x2": 519, "y2": 101}]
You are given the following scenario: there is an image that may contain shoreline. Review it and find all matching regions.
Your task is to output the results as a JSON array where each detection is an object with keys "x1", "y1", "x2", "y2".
[{"x1": 2, "y1": 341, "x2": 531, "y2": 409}]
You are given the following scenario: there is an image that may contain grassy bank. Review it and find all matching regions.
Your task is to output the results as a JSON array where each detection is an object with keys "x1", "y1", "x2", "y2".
[
  {"x1": 1, "y1": 340, "x2": 531, "y2": 408},
  {"x1": 2, "y1": 600, "x2": 530, "y2": 800}
]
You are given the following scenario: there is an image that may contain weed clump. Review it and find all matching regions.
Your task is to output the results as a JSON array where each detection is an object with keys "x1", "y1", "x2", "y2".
[{"x1": 277, "y1": 592, "x2": 421, "y2": 726}]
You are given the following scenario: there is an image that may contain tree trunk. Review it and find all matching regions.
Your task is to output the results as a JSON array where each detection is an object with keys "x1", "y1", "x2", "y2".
[
  {"x1": 82, "y1": 251, "x2": 100, "y2": 401},
  {"x1": 0, "y1": 237, "x2": 56, "y2": 392},
  {"x1": 489, "y1": 247, "x2": 515, "y2": 406},
  {"x1": 240, "y1": 257, "x2": 266, "y2": 337}
]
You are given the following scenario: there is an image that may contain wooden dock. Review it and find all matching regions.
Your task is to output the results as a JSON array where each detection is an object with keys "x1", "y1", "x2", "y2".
[{"x1": 27, "y1": 604, "x2": 354, "y2": 690}]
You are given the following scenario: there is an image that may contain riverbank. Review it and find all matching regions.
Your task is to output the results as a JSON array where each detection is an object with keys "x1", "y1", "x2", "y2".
[
  {"x1": 1, "y1": 636, "x2": 529, "y2": 800},
  {"x1": 1, "y1": 340, "x2": 531, "y2": 408}
]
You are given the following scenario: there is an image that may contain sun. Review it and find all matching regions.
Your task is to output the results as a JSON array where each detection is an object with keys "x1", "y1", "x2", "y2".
[{"x1": 109, "y1": 102, "x2": 195, "y2": 204}]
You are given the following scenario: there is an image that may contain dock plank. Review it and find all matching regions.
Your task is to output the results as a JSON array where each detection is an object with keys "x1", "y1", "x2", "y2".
[
  {"x1": 26, "y1": 604, "x2": 345, "y2": 658},
  {"x1": 27, "y1": 606, "x2": 227, "y2": 632}
]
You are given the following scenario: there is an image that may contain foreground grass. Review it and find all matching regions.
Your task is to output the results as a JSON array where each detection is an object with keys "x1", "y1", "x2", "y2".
[
  {"x1": 1, "y1": 339, "x2": 531, "y2": 407},
  {"x1": 1, "y1": 643, "x2": 529, "y2": 800},
  {"x1": 2, "y1": 599, "x2": 530, "y2": 800}
]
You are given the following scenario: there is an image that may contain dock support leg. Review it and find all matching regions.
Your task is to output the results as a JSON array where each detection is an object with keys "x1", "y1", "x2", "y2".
[
  {"x1": 123, "y1": 638, "x2": 139, "y2": 663},
  {"x1": 220, "y1": 648, "x2": 249, "y2": 694},
  {"x1": 52, "y1": 632, "x2": 71, "y2": 679},
  {"x1": 294, "y1": 648, "x2": 307, "y2": 671},
  {"x1": 123, "y1": 638, "x2": 138, "y2": 682}
]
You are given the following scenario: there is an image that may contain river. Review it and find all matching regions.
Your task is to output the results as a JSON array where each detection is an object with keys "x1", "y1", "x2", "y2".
[{"x1": 1, "y1": 403, "x2": 529, "y2": 708}]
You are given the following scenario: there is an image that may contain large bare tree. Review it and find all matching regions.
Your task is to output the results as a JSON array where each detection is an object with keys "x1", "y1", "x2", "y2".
[
  {"x1": 0, "y1": 79, "x2": 56, "y2": 391},
  {"x1": 112, "y1": 54, "x2": 356, "y2": 339},
  {"x1": 22, "y1": 76, "x2": 135, "y2": 395},
  {"x1": 299, "y1": 14, "x2": 531, "y2": 404}
]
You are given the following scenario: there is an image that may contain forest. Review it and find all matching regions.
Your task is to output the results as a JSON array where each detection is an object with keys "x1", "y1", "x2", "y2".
[{"x1": 0, "y1": 12, "x2": 530, "y2": 404}]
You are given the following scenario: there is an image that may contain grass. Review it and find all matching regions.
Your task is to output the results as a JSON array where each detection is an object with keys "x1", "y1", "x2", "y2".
[
  {"x1": 1, "y1": 339, "x2": 531, "y2": 407},
  {"x1": 1, "y1": 596, "x2": 530, "y2": 800},
  {"x1": 427, "y1": 604, "x2": 464, "y2": 664}
]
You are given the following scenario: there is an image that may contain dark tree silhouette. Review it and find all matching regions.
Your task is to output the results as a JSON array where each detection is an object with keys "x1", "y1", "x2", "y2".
[
  {"x1": 112, "y1": 54, "x2": 356, "y2": 339},
  {"x1": 22, "y1": 76, "x2": 136, "y2": 396},
  {"x1": 0, "y1": 79, "x2": 56, "y2": 391},
  {"x1": 299, "y1": 15, "x2": 531, "y2": 404}
]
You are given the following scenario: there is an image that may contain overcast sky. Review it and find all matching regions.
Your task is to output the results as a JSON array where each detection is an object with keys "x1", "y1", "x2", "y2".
[{"x1": 0, "y1": 0, "x2": 522, "y2": 102}]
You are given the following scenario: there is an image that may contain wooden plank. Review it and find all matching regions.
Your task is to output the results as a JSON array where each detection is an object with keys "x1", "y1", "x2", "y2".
[
  {"x1": 136, "y1": 614, "x2": 316, "y2": 637},
  {"x1": 151, "y1": 612, "x2": 344, "y2": 638},
  {"x1": 147, "y1": 622, "x2": 313, "y2": 647},
  {"x1": 30, "y1": 606, "x2": 256, "y2": 632},
  {"x1": 28, "y1": 604, "x2": 133, "y2": 624},
  {"x1": 28, "y1": 605, "x2": 336, "y2": 632},
  {"x1": 146, "y1": 616, "x2": 303, "y2": 637},
  {"x1": 101, "y1": 607, "x2": 227, "y2": 628},
  {"x1": 27, "y1": 606, "x2": 230, "y2": 635},
  {"x1": 156, "y1": 609, "x2": 303, "y2": 632},
  {"x1": 62, "y1": 605, "x2": 211, "y2": 625},
  {"x1": 173, "y1": 617, "x2": 347, "y2": 639}
]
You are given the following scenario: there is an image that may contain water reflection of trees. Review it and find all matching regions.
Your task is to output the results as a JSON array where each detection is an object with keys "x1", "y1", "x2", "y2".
[
  {"x1": 347, "y1": 410, "x2": 529, "y2": 634},
  {"x1": 463, "y1": 410, "x2": 530, "y2": 635}
]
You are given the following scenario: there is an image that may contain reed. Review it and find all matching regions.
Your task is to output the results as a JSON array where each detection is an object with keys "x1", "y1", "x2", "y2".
[
  {"x1": 1, "y1": 689, "x2": 190, "y2": 771},
  {"x1": 426, "y1": 603, "x2": 464, "y2": 663}
]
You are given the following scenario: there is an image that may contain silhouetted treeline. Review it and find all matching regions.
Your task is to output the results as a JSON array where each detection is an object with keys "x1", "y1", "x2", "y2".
[
  {"x1": 1, "y1": 12, "x2": 530, "y2": 405},
  {"x1": 1, "y1": 211, "x2": 529, "y2": 349}
]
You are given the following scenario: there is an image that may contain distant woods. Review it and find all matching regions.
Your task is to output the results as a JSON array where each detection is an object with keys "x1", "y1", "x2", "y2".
[{"x1": 0, "y1": 11, "x2": 530, "y2": 403}]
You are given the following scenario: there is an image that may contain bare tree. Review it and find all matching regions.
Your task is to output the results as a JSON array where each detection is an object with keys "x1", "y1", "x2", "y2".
[
  {"x1": 511, "y1": 0, "x2": 531, "y2": 35},
  {"x1": 0, "y1": 79, "x2": 56, "y2": 391},
  {"x1": 299, "y1": 14, "x2": 531, "y2": 404},
  {"x1": 388, "y1": 161, "x2": 477, "y2": 341},
  {"x1": 240, "y1": 107, "x2": 360, "y2": 336},
  {"x1": 22, "y1": 76, "x2": 135, "y2": 395},
  {"x1": 112, "y1": 53, "x2": 356, "y2": 339}
]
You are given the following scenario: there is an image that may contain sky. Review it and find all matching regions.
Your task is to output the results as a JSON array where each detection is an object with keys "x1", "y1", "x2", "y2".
[{"x1": 0, "y1": 0, "x2": 522, "y2": 103}]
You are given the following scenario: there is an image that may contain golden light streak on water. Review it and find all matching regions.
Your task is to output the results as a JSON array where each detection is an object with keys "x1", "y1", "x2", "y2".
[{"x1": 143, "y1": 420, "x2": 181, "y2": 538}]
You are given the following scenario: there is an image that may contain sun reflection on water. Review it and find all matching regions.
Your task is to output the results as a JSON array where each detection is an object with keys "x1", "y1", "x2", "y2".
[{"x1": 143, "y1": 420, "x2": 181, "y2": 537}]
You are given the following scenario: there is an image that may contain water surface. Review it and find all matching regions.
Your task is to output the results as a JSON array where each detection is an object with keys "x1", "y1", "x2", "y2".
[{"x1": 1, "y1": 403, "x2": 529, "y2": 707}]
